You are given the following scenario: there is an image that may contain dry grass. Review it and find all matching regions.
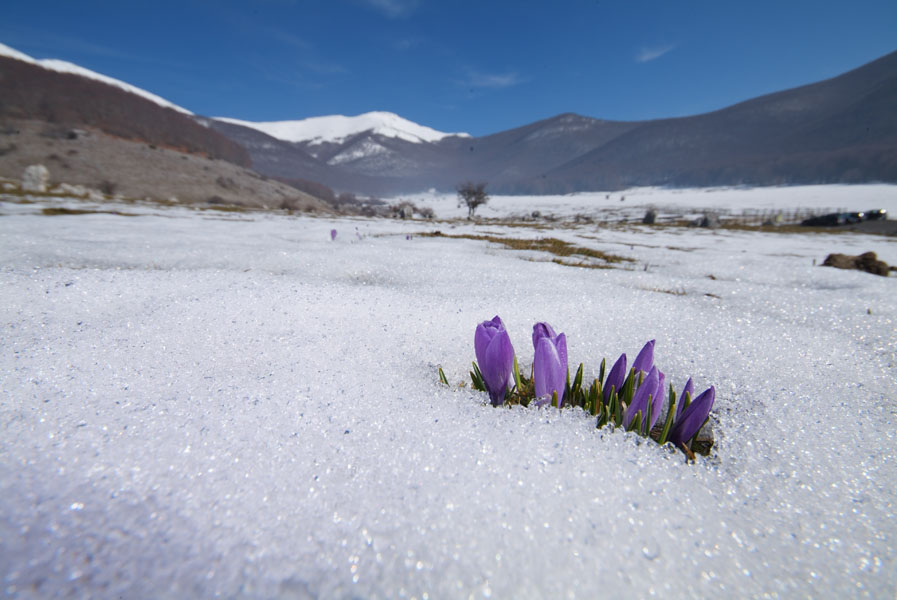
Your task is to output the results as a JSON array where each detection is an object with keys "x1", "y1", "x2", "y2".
[
  {"x1": 41, "y1": 207, "x2": 139, "y2": 217},
  {"x1": 640, "y1": 286, "x2": 688, "y2": 296},
  {"x1": 421, "y1": 231, "x2": 634, "y2": 268}
]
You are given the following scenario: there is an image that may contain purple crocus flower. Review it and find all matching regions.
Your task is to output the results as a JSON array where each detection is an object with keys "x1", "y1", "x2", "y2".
[
  {"x1": 532, "y1": 322, "x2": 557, "y2": 348},
  {"x1": 648, "y1": 370, "x2": 666, "y2": 431},
  {"x1": 604, "y1": 353, "x2": 627, "y2": 403},
  {"x1": 632, "y1": 339, "x2": 655, "y2": 375},
  {"x1": 532, "y1": 322, "x2": 567, "y2": 407},
  {"x1": 668, "y1": 386, "x2": 715, "y2": 446},
  {"x1": 330, "y1": 229, "x2": 337, "y2": 241},
  {"x1": 676, "y1": 377, "x2": 695, "y2": 421},
  {"x1": 623, "y1": 365, "x2": 659, "y2": 430},
  {"x1": 474, "y1": 316, "x2": 515, "y2": 406}
]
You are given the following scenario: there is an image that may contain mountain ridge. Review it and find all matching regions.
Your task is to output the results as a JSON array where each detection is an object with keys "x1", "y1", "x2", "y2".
[
  {"x1": 0, "y1": 42, "x2": 192, "y2": 115},
  {"x1": 216, "y1": 111, "x2": 470, "y2": 146},
  {"x1": 213, "y1": 49, "x2": 896, "y2": 194},
  {"x1": 2, "y1": 40, "x2": 894, "y2": 196}
]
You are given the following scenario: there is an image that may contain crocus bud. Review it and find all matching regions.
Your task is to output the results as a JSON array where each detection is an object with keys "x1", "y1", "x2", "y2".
[
  {"x1": 623, "y1": 365, "x2": 659, "y2": 430},
  {"x1": 533, "y1": 323, "x2": 567, "y2": 407},
  {"x1": 668, "y1": 386, "x2": 715, "y2": 447},
  {"x1": 604, "y1": 353, "x2": 627, "y2": 403},
  {"x1": 330, "y1": 229, "x2": 337, "y2": 241},
  {"x1": 474, "y1": 316, "x2": 515, "y2": 406},
  {"x1": 632, "y1": 339, "x2": 655, "y2": 375},
  {"x1": 676, "y1": 378, "x2": 695, "y2": 422},
  {"x1": 532, "y1": 322, "x2": 557, "y2": 349}
]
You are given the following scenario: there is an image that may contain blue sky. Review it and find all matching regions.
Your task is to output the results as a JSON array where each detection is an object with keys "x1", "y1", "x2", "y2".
[{"x1": 3, "y1": 0, "x2": 896, "y2": 136}]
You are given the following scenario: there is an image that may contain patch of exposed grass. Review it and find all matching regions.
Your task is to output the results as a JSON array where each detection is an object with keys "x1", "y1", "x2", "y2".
[
  {"x1": 41, "y1": 207, "x2": 139, "y2": 217},
  {"x1": 549, "y1": 258, "x2": 615, "y2": 270},
  {"x1": 421, "y1": 231, "x2": 634, "y2": 268},
  {"x1": 640, "y1": 286, "x2": 688, "y2": 296},
  {"x1": 196, "y1": 204, "x2": 254, "y2": 213}
]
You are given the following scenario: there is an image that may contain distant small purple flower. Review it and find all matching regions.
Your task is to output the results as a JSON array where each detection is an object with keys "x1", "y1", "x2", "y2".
[
  {"x1": 668, "y1": 386, "x2": 715, "y2": 447},
  {"x1": 623, "y1": 365, "x2": 659, "y2": 430},
  {"x1": 532, "y1": 322, "x2": 567, "y2": 407},
  {"x1": 406, "y1": 234, "x2": 412, "y2": 240},
  {"x1": 330, "y1": 229, "x2": 337, "y2": 241},
  {"x1": 474, "y1": 316, "x2": 515, "y2": 406},
  {"x1": 632, "y1": 339, "x2": 655, "y2": 375},
  {"x1": 604, "y1": 353, "x2": 627, "y2": 403}
]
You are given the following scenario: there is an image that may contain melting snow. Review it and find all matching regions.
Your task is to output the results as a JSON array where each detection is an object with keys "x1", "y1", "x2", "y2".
[{"x1": 1, "y1": 186, "x2": 895, "y2": 598}]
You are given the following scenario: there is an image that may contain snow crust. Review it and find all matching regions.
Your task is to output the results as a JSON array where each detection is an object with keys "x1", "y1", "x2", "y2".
[
  {"x1": 1, "y1": 186, "x2": 895, "y2": 598},
  {"x1": 0, "y1": 42, "x2": 192, "y2": 115},
  {"x1": 215, "y1": 111, "x2": 471, "y2": 145}
]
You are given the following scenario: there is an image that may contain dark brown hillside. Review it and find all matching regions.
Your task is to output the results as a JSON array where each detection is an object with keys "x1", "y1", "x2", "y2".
[
  {"x1": 0, "y1": 56, "x2": 250, "y2": 166},
  {"x1": 0, "y1": 118, "x2": 329, "y2": 210}
]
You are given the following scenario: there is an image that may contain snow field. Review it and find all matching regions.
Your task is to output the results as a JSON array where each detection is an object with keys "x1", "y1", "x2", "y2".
[
  {"x1": 1, "y1": 187, "x2": 895, "y2": 598},
  {"x1": 395, "y1": 183, "x2": 897, "y2": 223}
]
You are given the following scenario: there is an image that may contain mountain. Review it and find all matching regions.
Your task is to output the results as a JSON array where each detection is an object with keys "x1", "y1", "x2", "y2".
[
  {"x1": 0, "y1": 43, "x2": 191, "y2": 115},
  {"x1": 537, "y1": 49, "x2": 897, "y2": 191},
  {"x1": 211, "y1": 111, "x2": 475, "y2": 196},
  {"x1": 3, "y1": 40, "x2": 894, "y2": 197},
  {"x1": 0, "y1": 46, "x2": 248, "y2": 166},
  {"x1": 0, "y1": 43, "x2": 330, "y2": 209},
  {"x1": 216, "y1": 111, "x2": 469, "y2": 146},
  {"x1": 216, "y1": 49, "x2": 897, "y2": 195},
  {"x1": 205, "y1": 118, "x2": 409, "y2": 197}
]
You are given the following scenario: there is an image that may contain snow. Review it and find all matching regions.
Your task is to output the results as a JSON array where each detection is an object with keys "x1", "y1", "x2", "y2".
[
  {"x1": 0, "y1": 42, "x2": 192, "y2": 115},
  {"x1": 395, "y1": 184, "x2": 897, "y2": 222},
  {"x1": 1, "y1": 186, "x2": 895, "y2": 598},
  {"x1": 328, "y1": 139, "x2": 391, "y2": 165},
  {"x1": 215, "y1": 111, "x2": 471, "y2": 145}
]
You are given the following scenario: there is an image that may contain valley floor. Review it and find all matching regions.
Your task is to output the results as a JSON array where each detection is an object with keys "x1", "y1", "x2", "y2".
[{"x1": 1, "y1": 186, "x2": 895, "y2": 598}]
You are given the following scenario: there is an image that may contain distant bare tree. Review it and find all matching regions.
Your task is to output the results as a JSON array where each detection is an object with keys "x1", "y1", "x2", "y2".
[{"x1": 457, "y1": 181, "x2": 488, "y2": 219}]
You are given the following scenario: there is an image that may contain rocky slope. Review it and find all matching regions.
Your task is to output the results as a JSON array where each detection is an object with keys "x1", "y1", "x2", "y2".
[{"x1": 0, "y1": 119, "x2": 329, "y2": 211}]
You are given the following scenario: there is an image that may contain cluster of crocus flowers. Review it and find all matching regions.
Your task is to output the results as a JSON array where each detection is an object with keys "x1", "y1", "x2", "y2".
[
  {"x1": 449, "y1": 317, "x2": 716, "y2": 457},
  {"x1": 598, "y1": 340, "x2": 715, "y2": 455}
]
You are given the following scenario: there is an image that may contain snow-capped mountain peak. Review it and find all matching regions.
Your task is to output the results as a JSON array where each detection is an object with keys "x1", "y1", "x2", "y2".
[
  {"x1": 0, "y1": 42, "x2": 192, "y2": 115},
  {"x1": 215, "y1": 111, "x2": 470, "y2": 145}
]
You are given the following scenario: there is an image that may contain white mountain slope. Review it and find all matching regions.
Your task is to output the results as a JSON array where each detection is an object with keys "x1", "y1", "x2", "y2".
[
  {"x1": 0, "y1": 41, "x2": 192, "y2": 115},
  {"x1": 216, "y1": 111, "x2": 470, "y2": 145}
]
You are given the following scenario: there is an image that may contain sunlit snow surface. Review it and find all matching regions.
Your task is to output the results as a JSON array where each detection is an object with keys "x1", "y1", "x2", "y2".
[{"x1": 1, "y1": 186, "x2": 895, "y2": 598}]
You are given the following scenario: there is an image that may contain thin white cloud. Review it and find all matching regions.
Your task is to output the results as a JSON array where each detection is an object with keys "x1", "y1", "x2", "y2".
[
  {"x1": 636, "y1": 44, "x2": 676, "y2": 63},
  {"x1": 459, "y1": 69, "x2": 526, "y2": 90},
  {"x1": 361, "y1": 0, "x2": 419, "y2": 18}
]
